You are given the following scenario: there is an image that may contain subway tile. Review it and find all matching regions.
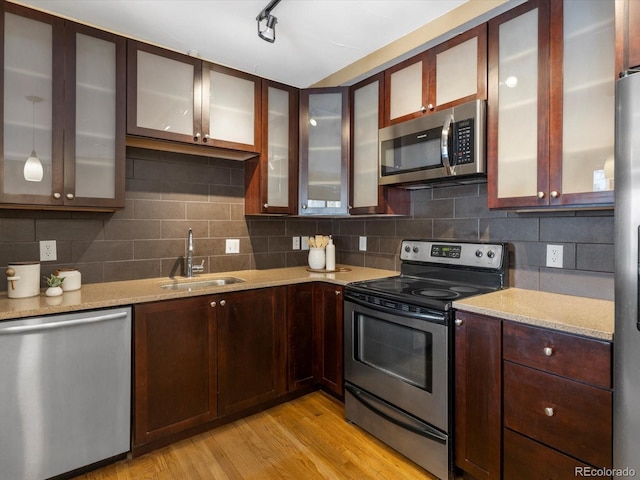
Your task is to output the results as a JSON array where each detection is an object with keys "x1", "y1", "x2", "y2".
[
  {"x1": 379, "y1": 237, "x2": 402, "y2": 255},
  {"x1": 161, "y1": 181, "x2": 209, "y2": 202},
  {"x1": 134, "y1": 199, "x2": 186, "y2": 220},
  {"x1": 187, "y1": 202, "x2": 230, "y2": 220},
  {"x1": 509, "y1": 265, "x2": 539, "y2": 290},
  {"x1": 0, "y1": 219, "x2": 35, "y2": 242},
  {"x1": 337, "y1": 219, "x2": 365, "y2": 236},
  {"x1": 479, "y1": 217, "x2": 539, "y2": 242},
  {"x1": 125, "y1": 178, "x2": 163, "y2": 200},
  {"x1": 162, "y1": 220, "x2": 209, "y2": 239},
  {"x1": 210, "y1": 185, "x2": 244, "y2": 204},
  {"x1": 161, "y1": 257, "x2": 186, "y2": 278},
  {"x1": 396, "y1": 219, "x2": 433, "y2": 239},
  {"x1": 230, "y1": 204, "x2": 245, "y2": 220},
  {"x1": 209, "y1": 220, "x2": 249, "y2": 238},
  {"x1": 432, "y1": 183, "x2": 481, "y2": 199},
  {"x1": 287, "y1": 250, "x2": 309, "y2": 267},
  {"x1": 577, "y1": 243, "x2": 615, "y2": 273},
  {"x1": 365, "y1": 219, "x2": 396, "y2": 236},
  {"x1": 104, "y1": 219, "x2": 161, "y2": 240},
  {"x1": 249, "y1": 219, "x2": 286, "y2": 236},
  {"x1": 433, "y1": 219, "x2": 478, "y2": 240},
  {"x1": 455, "y1": 196, "x2": 506, "y2": 219},
  {"x1": 230, "y1": 167, "x2": 245, "y2": 187},
  {"x1": 339, "y1": 251, "x2": 365, "y2": 267},
  {"x1": 211, "y1": 253, "x2": 251, "y2": 273},
  {"x1": 103, "y1": 259, "x2": 162, "y2": 282},
  {"x1": 0, "y1": 242, "x2": 40, "y2": 268},
  {"x1": 269, "y1": 236, "x2": 294, "y2": 252},
  {"x1": 133, "y1": 158, "x2": 191, "y2": 183},
  {"x1": 72, "y1": 240, "x2": 133, "y2": 263},
  {"x1": 365, "y1": 253, "x2": 397, "y2": 271},
  {"x1": 286, "y1": 219, "x2": 320, "y2": 236},
  {"x1": 134, "y1": 239, "x2": 186, "y2": 260},
  {"x1": 253, "y1": 252, "x2": 286, "y2": 269},
  {"x1": 71, "y1": 262, "x2": 104, "y2": 285},
  {"x1": 36, "y1": 219, "x2": 105, "y2": 241},
  {"x1": 539, "y1": 267, "x2": 613, "y2": 301},
  {"x1": 540, "y1": 215, "x2": 614, "y2": 243},
  {"x1": 413, "y1": 198, "x2": 454, "y2": 219}
]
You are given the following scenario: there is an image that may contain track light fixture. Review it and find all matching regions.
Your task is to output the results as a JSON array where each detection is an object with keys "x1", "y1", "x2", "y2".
[{"x1": 257, "y1": 0, "x2": 282, "y2": 43}]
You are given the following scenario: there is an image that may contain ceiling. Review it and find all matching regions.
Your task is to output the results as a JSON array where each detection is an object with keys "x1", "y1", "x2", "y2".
[{"x1": 14, "y1": 0, "x2": 470, "y2": 88}]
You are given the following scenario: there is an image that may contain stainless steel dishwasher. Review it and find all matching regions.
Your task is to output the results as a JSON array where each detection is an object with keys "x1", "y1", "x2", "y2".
[{"x1": 0, "y1": 307, "x2": 131, "y2": 479}]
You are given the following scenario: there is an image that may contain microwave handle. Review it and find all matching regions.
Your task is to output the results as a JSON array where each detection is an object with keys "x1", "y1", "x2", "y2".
[{"x1": 441, "y1": 114, "x2": 455, "y2": 175}]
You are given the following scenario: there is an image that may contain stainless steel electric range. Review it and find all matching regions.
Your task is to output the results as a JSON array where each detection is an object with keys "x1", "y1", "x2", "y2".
[{"x1": 343, "y1": 239, "x2": 509, "y2": 480}]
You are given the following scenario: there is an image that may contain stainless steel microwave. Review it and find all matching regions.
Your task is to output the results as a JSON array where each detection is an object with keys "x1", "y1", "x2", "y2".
[{"x1": 379, "y1": 100, "x2": 486, "y2": 187}]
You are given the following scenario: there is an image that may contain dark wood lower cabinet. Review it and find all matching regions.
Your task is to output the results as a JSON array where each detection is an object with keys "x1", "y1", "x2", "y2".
[
  {"x1": 313, "y1": 283, "x2": 344, "y2": 398},
  {"x1": 287, "y1": 283, "x2": 315, "y2": 392},
  {"x1": 133, "y1": 282, "x2": 346, "y2": 454},
  {"x1": 133, "y1": 297, "x2": 217, "y2": 447},
  {"x1": 454, "y1": 311, "x2": 502, "y2": 480},
  {"x1": 216, "y1": 287, "x2": 287, "y2": 416}
]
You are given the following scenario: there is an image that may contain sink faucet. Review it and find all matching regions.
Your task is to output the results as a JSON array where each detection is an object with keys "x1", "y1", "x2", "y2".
[{"x1": 186, "y1": 228, "x2": 205, "y2": 277}]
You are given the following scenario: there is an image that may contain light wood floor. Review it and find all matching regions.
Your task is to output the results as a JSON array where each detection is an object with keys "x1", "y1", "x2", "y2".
[{"x1": 74, "y1": 391, "x2": 437, "y2": 480}]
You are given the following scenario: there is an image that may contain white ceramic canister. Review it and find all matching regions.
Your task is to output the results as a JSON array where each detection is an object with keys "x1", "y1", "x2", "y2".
[
  {"x1": 308, "y1": 248, "x2": 326, "y2": 270},
  {"x1": 5, "y1": 261, "x2": 41, "y2": 299},
  {"x1": 55, "y1": 268, "x2": 82, "y2": 291}
]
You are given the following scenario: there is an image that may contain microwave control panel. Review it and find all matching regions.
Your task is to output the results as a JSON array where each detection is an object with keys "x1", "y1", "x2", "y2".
[{"x1": 453, "y1": 119, "x2": 474, "y2": 165}]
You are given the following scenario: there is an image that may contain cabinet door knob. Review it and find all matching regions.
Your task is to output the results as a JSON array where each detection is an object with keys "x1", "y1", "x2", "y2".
[
  {"x1": 263, "y1": 203, "x2": 269, "y2": 209},
  {"x1": 66, "y1": 193, "x2": 74, "y2": 200},
  {"x1": 544, "y1": 407, "x2": 555, "y2": 417},
  {"x1": 537, "y1": 191, "x2": 545, "y2": 199},
  {"x1": 455, "y1": 318, "x2": 463, "y2": 326},
  {"x1": 194, "y1": 132, "x2": 201, "y2": 142},
  {"x1": 219, "y1": 299, "x2": 226, "y2": 307},
  {"x1": 427, "y1": 103, "x2": 434, "y2": 111},
  {"x1": 550, "y1": 190, "x2": 560, "y2": 198},
  {"x1": 335, "y1": 290, "x2": 341, "y2": 296},
  {"x1": 53, "y1": 192, "x2": 62, "y2": 199},
  {"x1": 302, "y1": 205, "x2": 307, "y2": 209},
  {"x1": 543, "y1": 346, "x2": 554, "y2": 356},
  {"x1": 210, "y1": 301, "x2": 216, "y2": 307},
  {"x1": 203, "y1": 134, "x2": 210, "y2": 143}
]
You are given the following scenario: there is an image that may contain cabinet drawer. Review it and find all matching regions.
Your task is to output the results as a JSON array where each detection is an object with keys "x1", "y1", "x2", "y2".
[
  {"x1": 504, "y1": 362, "x2": 612, "y2": 468},
  {"x1": 503, "y1": 321, "x2": 611, "y2": 388},
  {"x1": 504, "y1": 429, "x2": 597, "y2": 480}
]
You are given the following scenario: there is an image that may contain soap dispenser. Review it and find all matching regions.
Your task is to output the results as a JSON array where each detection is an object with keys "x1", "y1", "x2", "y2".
[{"x1": 325, "y1": 236, "x2": 336, "y2": 271}]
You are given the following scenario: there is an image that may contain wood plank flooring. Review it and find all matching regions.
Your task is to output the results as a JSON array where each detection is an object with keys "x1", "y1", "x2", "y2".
[{"x1": 74, "y1": 391, "x2": 437, "y2": 480}]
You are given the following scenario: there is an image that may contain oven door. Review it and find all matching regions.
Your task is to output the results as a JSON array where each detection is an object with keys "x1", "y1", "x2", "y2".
[{"x1": 343, "y1": 297, "x2": 449, "y2": 432}]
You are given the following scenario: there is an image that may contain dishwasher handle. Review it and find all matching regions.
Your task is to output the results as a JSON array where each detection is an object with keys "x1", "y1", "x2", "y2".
[{"x1": 0, "y1": 310, "x2": 129, "y2": 335}]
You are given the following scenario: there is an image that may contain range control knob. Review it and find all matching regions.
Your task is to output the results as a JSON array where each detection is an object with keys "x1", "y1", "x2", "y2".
[
  {"x1": 404, "y1": 245, "x2": 411, "y2": 253},
  {"x1": 487, "y1": 250, "x2": 496, "y2": 259},
  {"x1": 413, "y1": 246, "x2": 419, "y2": 253},
  {"x1": 475, "y1": 249, "x2": 483, "y2": 258}
]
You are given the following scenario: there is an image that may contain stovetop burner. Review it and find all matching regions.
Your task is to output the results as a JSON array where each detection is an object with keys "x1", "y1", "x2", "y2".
[{"x1": 344, "y1": 240, "x2": 509, "y2": 312}]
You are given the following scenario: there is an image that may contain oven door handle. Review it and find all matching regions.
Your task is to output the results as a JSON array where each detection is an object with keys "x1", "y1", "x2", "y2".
[
  {"x1": 345, "y1": 384, "x2": 447, "y2": 445},
  {"x1": 344, "y1": 294, "x2": 447, "y2": 324}
]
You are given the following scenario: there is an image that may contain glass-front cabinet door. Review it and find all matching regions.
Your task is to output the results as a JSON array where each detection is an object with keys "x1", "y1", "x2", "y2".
[
  {"x1": 127, "y1": 41, "x2": 201, "y2": 144},
  {"x1": 487, "y1": 0, "x2": 550, "y2": 209},
  {"x1": 299, "y1": 87, "x2": 349, "y2": 215},
  {"x1": 1, "y1": 5, "x2": 63, "y2": 205},
  {"x1": 64, "y1": 24, "x2": 126, "y2": 208},
  {"x1": 0, "y1": 4, "x2": 125, "y2": 209},
  {"x1": 488, "y1": 0, "x2": 615, "y2": 209},
  {"x1": 549, "y1": 0, "x2": 615, "y2": 206}
]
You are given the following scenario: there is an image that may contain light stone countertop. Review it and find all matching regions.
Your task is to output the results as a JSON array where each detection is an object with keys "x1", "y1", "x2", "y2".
[
  {"x1": 0, "y1": 265, "x2": 399, "y2": 321},
  {"x1": 453, "y1": 288, "x2": 614, "y2": 341}
]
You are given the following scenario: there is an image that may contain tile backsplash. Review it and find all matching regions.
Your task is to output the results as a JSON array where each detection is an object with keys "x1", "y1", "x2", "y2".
[{"x1": 0, "y1": 148, "x2": 614, "y2": 300}]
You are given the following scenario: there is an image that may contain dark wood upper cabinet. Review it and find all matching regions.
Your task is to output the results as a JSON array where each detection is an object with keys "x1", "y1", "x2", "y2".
[
  {"x1": 299, "y1": 87, "x2": 350, "y2": 216},
  {"x1": 245, "y1": 79, "x2": 299, "y2": 215},
  {"x1": 384, "y1": 23, "x2": 487, "y2": 126},
  {"x1": 0, "y1": 3, "x2": 125, "y2": 210},
  {"x1": 349, "y1": 73, "x2": 410, "y2": 215},
  {"x1": 127, "y1": 40, "x2": 261, "y2": 157},
  {"x1": 488, "y1": 0, "x2": 615, "y2": 209}
]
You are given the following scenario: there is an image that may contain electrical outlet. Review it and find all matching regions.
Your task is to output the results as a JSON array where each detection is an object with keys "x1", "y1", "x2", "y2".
[
  {"x1": 39, "y1": 240, "x2": 57, "y2": 261},
  {"x1": 546, "y1": 244, "x2": 563, "y2": 268},
  {"x1": 292, "y1": 236, "x2": 300, "y2": 250},
  {"x1": 301, "y1": 238, "x2": 310, "y2": 251},
  {"x1": 225, "y1": 239, "x2": 240, "y2": 254},
  {"x1": 359, "y1": 236, "x2": 367, "y2": 252}
]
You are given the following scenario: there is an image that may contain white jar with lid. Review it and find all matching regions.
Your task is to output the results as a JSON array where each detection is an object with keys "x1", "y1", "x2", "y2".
[{"x1": 55, "y1": 268, "x2": 82, "y2": 291}]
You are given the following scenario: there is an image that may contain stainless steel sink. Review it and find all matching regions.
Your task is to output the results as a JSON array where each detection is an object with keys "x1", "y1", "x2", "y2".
[{"x1": 159, "y1": 277, "x2": 245, "y2": 290}]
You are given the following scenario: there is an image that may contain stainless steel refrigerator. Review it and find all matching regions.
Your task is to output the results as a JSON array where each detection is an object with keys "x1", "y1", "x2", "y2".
[{"x1": 614, "y1": 69, "x2": 640, "y2": 474}]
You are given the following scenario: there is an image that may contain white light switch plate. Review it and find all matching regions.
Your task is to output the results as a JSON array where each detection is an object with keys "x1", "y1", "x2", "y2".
[
  {"x1": 225, "y1": 239, "x2": 240, "y2": 254},
  {"x1": 359, "y1": 236, "x2": 367, "y2": 252},
  {"x1": 40, "y1": 240, "x2": 57, "y2": 261}
]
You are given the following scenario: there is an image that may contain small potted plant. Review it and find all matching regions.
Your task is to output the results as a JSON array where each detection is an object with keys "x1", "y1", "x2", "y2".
[{"x1": 44, "y1": 273, "x2": 65, "y2": 297}]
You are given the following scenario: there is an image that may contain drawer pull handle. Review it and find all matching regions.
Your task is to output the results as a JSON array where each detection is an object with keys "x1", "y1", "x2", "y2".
[
  {"x1": 543, "y1": 346, "x2": 554, "y2": 356},
  {"x1": 544, "y1": 407, "x2": 555, "y2": 417}
]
